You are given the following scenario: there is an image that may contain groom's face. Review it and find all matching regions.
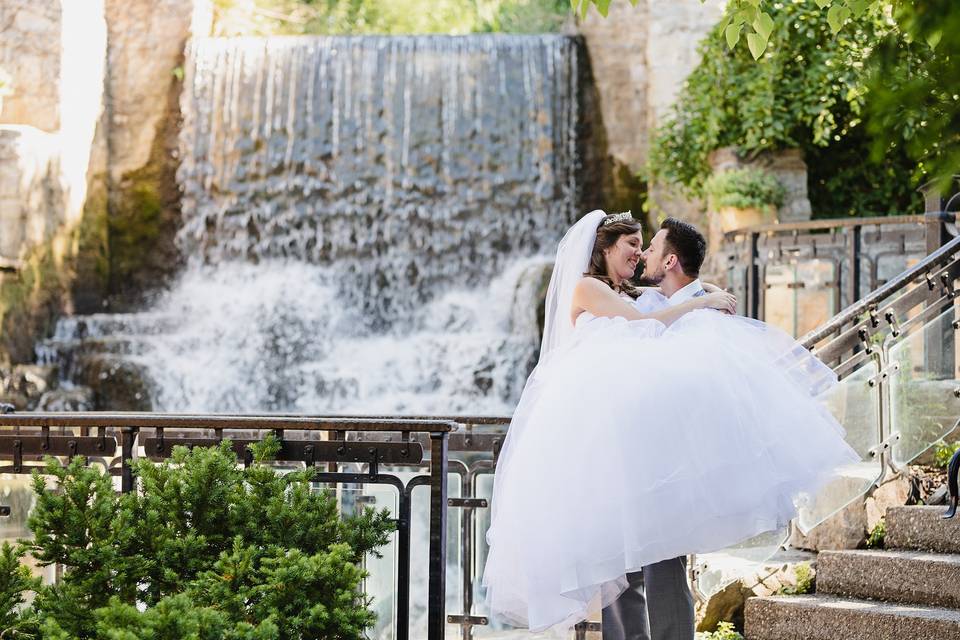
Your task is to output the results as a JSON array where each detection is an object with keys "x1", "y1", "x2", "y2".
[{"x1": 640, "y1": 229, "x2": 675, "y2": 284}]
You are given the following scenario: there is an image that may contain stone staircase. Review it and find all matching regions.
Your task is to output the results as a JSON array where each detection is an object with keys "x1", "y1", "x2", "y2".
[{"x1": 745, "y1": 506, "x2": 960, "y2": 639}]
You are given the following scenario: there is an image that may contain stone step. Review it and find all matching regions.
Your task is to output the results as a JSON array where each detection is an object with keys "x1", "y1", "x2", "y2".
[
  {"x1": 745, "y1": 594, "x2": 960, "y2": 640},
  {"x1": 886, "y1": 506, "x2": 960, "y2": 553},
  {"x1": 817, "y1": 549, "x2": 960, "y2": 608}
]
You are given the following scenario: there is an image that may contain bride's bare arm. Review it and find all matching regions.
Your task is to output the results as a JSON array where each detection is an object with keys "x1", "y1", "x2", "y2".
[{"x1": 571, "y1": 278, "x2": 736, "y2": 327}]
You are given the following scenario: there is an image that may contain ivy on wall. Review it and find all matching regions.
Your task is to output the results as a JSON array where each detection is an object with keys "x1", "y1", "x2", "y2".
[{"x1": 646, "y1": 1, "x2": 923, "y2": 217}]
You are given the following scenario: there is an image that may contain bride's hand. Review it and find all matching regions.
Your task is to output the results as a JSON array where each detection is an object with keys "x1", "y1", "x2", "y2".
[{"x1": 700, "y1": 291, "x2": 737, "y2": 314}]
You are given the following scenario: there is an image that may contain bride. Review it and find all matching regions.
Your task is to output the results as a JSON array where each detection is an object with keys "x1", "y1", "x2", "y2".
[{"x1": 481, "y1": 210, "x2": 860, "y2": 632}]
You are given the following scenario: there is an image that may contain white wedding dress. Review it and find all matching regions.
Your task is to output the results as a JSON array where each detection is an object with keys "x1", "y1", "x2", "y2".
[{"x1": 481, "y1": 212, "x2": 861, "y2": 632}]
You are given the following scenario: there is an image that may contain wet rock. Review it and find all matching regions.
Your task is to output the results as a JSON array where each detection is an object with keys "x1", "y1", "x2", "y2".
[
  {"x1": 76, "y1": 354, "x2": 154, "y2": 411},
  {"x1": 36, "y1": 386, "x2": 95, "y2": 412}
]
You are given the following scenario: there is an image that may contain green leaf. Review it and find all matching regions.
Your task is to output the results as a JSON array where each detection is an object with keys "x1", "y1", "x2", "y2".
[
  {"x1": 743, "y1": 0, "x2": 761, "y2": 7},
  {"x1": 580, "y1": 0, "x2": 589, "y2": 19},
  {"x1": 753, "y1": 12, "x2": 774, "y2": 41},
  {"x1": 848, "y1": 0, "x2": 871, "y2": 17},
  {"x1": 629, "y1": 0, "x2": 640, "y2": 6},
  {"x1": 570, "y1": 0, "x2": 579, "y2": 11},
  {"x1": 826, "y1": 5, "x2": 851, "y2": 34},
  {"x1": 746, "y1": 31, "x2": 767, "y2": 60},
  {"x1": 596, "y1": 0, "x2": 611, "y2": 18},
  {"x1": 815, "y1": 0, "x2": 832, "y2": 8},
  {"x1": 725, "y1": 23, "x2": 742, "y2": 49},
  {"x1": 926, "y1": 28, "x2": 943, "y2": 49}
]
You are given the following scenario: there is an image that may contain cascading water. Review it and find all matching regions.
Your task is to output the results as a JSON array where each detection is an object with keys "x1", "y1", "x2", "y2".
[{"x1": 41, "y1": 34, "x2": 583, "y2": 415}]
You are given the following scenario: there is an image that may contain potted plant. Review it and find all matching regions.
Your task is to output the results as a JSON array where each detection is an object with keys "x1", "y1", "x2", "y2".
[{"x1": 704, "y1": 167, "x2": 786, "y2": 233}]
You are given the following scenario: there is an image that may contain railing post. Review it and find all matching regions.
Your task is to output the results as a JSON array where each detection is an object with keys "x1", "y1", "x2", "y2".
[
  {"x1": 120, "y1": 427, "x2": 138, "y2": 493},
  {"x1": 922, "y1": 181, "x2": 957, "y2": 378},
  {"x1": 428, "y1": 430, "x2": 449, "y2": 640},
  {"x1": 747, "y1": 231, "x2": 760, "y2": 320},
  {"x1": 846, "y1": 225, "x2": 861, "y2": 308}
]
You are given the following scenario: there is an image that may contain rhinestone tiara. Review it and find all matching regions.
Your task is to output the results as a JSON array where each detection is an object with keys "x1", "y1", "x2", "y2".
[{"x1": 602, "y1": 211, "x2": 634, "y2": 226}]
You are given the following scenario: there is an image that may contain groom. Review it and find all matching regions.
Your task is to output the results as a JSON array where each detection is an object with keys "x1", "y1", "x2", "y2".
[{"x1": 600, "y1": 217, "x2": 707, "y2": 640}]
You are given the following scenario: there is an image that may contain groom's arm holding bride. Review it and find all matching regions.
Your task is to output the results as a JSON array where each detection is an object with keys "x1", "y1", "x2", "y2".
[{"x1": 571, "y1": 278, "x2": 736, "y2": 327}]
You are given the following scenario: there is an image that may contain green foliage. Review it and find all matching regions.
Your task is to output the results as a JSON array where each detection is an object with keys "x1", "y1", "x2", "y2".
[
  {"x1": 780, "y1": 562, "x2": 814, "y2": 595},
  {"x1": 695, "y1": 621, "x2": 744, "y2": 640},
  {"x1": 6, "y1": 442, "x2": 394, "y2": 639},
  {"x1": 866, "y1": 0, "x2": 960, "y2": 190},
  {"x1": 648, "y1": 0, "x2": 922, "y2": 217},
  {"x1": 704, "y1": 168, "x2": 785, "y2": 209},
  {"x1": 0, "y1": 542, "x2": 41, "y2": 636},
  {"x1": 866, "y1": 518, "x2": 886, "y2": 549},
  {"x1": 577, "y1": 1, "x2": 885, "y2": 59},
  {"x1": 213, "y1": 0, "x2": 569, "y2": 35},
  {"x1": 933, "y1": 440, "x2": 960, "y2": 469}
]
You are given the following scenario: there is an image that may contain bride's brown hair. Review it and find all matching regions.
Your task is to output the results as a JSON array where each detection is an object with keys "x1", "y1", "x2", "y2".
[{"x1": 584, "y1": 217, "x2": 643, "y2": 299}]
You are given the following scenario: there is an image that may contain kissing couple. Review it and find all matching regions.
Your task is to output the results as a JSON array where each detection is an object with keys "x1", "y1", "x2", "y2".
[{"x1": 482, "y1": 210, "x2": 859, "y2": 639}]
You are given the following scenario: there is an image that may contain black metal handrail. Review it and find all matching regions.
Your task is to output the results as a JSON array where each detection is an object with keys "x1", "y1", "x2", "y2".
[{"x1": 800, "y1": 225, "x2": 960, "y2": 351}]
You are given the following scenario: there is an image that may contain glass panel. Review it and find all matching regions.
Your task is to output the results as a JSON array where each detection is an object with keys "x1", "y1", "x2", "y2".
[
  {"x1": 409, "y1": 473, "x2": 462, "y2": 640},
  {"x1": 0, "y1": 474, "x2": 56, "y2": 584},
  {"x1": 795, "y1": 360, "x2": 883, "y2": 532},
  {"x1": 695, "y1": 528, "x2": 790, "y2": 598},
  {"x1": 890, "y1": 302, "x2": 960, "y2": 467},
  {"x1": 351, "y1": 482, "x2": 400, "y2": 640},
  {"x1": 764, "y1": 260, "x2": 836, "y2": 337}
]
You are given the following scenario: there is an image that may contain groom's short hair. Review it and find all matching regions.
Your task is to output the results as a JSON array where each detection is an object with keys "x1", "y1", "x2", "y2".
[{"x1": 661, "y1": 218, "x2": 706, "y2": 277}]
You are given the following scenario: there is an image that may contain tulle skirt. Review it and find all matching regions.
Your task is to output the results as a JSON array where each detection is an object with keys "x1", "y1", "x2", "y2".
[{"x1": 481, "y1": 310, "x2": 860, "y2": 632}]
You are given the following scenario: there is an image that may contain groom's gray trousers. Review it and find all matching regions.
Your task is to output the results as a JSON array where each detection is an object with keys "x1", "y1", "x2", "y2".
[{"x1": 600, "y1": 556, "x2": 695, "y2": 640}]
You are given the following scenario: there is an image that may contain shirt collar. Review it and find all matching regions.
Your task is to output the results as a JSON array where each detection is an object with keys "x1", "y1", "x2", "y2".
[{"x1": 667, "y1": 279, "x2": 704, "y2": 306}]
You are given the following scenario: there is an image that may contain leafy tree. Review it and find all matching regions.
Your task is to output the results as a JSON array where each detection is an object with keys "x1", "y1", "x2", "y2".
[
  {"x1": 647, "y1": 1, "x2": 921, "y2": 216},
  {"x1": 583, "y1": 0, "x2": 959, "y2": 190},
  {"x1": 2, "y1": 437, "x2": 394, "y2": 639}
]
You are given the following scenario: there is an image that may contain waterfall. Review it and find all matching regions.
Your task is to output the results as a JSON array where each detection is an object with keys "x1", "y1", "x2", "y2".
[{"x1": 42, "y1": 34, "x2": 582, "y2": 415}]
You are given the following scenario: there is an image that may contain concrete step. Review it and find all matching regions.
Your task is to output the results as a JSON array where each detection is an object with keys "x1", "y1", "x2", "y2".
[
  {"x1": 817, "y1": 549, "x2": 960, "y2": 608},
  {"x1": 745, "y1": 594, "x2": 960, "y2": 640},
  {"x1": 886, "y1": 506, "x2": 960, "y2": 553}
]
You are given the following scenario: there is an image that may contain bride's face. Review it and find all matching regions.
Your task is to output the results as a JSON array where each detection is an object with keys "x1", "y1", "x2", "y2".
[{"x1": 604, "y1": 230, "x2": 644, "y2": 281}]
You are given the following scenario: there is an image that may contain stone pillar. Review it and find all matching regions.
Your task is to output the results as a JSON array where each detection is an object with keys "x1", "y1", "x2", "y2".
[{"x1": 578, "y1": 0, "x2": 725, "y2": 230}]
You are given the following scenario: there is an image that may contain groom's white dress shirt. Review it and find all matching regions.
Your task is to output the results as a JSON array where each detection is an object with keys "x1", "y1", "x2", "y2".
[{"x1": 633, "y1": 278, "x2": 704, "y2": 313}]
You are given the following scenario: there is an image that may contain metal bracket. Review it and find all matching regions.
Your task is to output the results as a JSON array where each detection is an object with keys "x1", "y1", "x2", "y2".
[
  {"x1": 884, "y1": 310, "x2": 902, "y2": 338},
  {"x1": 447, "y1": 614, "x2": 488, "y2": 626},
  {"x1": 868, "y1": 431, "x2": 901, "y2": 458},
  {"x1": 304, "y1": 443, "x2": 315, "y2": 467},
  {"x1": 447, "y1": 497, "x2": 488, "y2": 509},
  {"x1": 868, "y1": 362, "x2": 900, "y2": 387},
  {"x1": 12, "y1": 439, "x2": 21, "y2": 473}
]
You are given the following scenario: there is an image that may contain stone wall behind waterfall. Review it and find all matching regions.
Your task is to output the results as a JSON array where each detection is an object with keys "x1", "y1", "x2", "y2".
[{"x1": 178, "y1": 35, "x2": 586, "y2": 327}]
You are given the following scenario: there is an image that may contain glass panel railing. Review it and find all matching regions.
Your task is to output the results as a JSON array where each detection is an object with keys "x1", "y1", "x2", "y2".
[
  {"x1": 409, "y1": 472, "x2": 462, "y2": 640},
  {"x1": 795, "y1": 360, "x2": 883, "y2": 532},
  {"x1": 889, "y1": 301, "x2": 960, "y2": 467},
  {"x1": 694, "y1": 527, "x2": 790, "y2": 598},
  {"x1": 764, "y1": 260, "x2": 837, "y2": 338}
]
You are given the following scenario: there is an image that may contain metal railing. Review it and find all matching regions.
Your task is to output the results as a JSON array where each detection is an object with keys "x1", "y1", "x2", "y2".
[
  {"x1": 720, "y1": 214, "x2": 931, "y2": 335},
  {"x1": 0, "y1": 412, "x2": 457, "y2": 640}
]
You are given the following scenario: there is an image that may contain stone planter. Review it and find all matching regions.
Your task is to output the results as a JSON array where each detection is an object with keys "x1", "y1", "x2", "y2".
[{"x1": 717, "y1": 204, "x2": 776, "y2": 234}]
